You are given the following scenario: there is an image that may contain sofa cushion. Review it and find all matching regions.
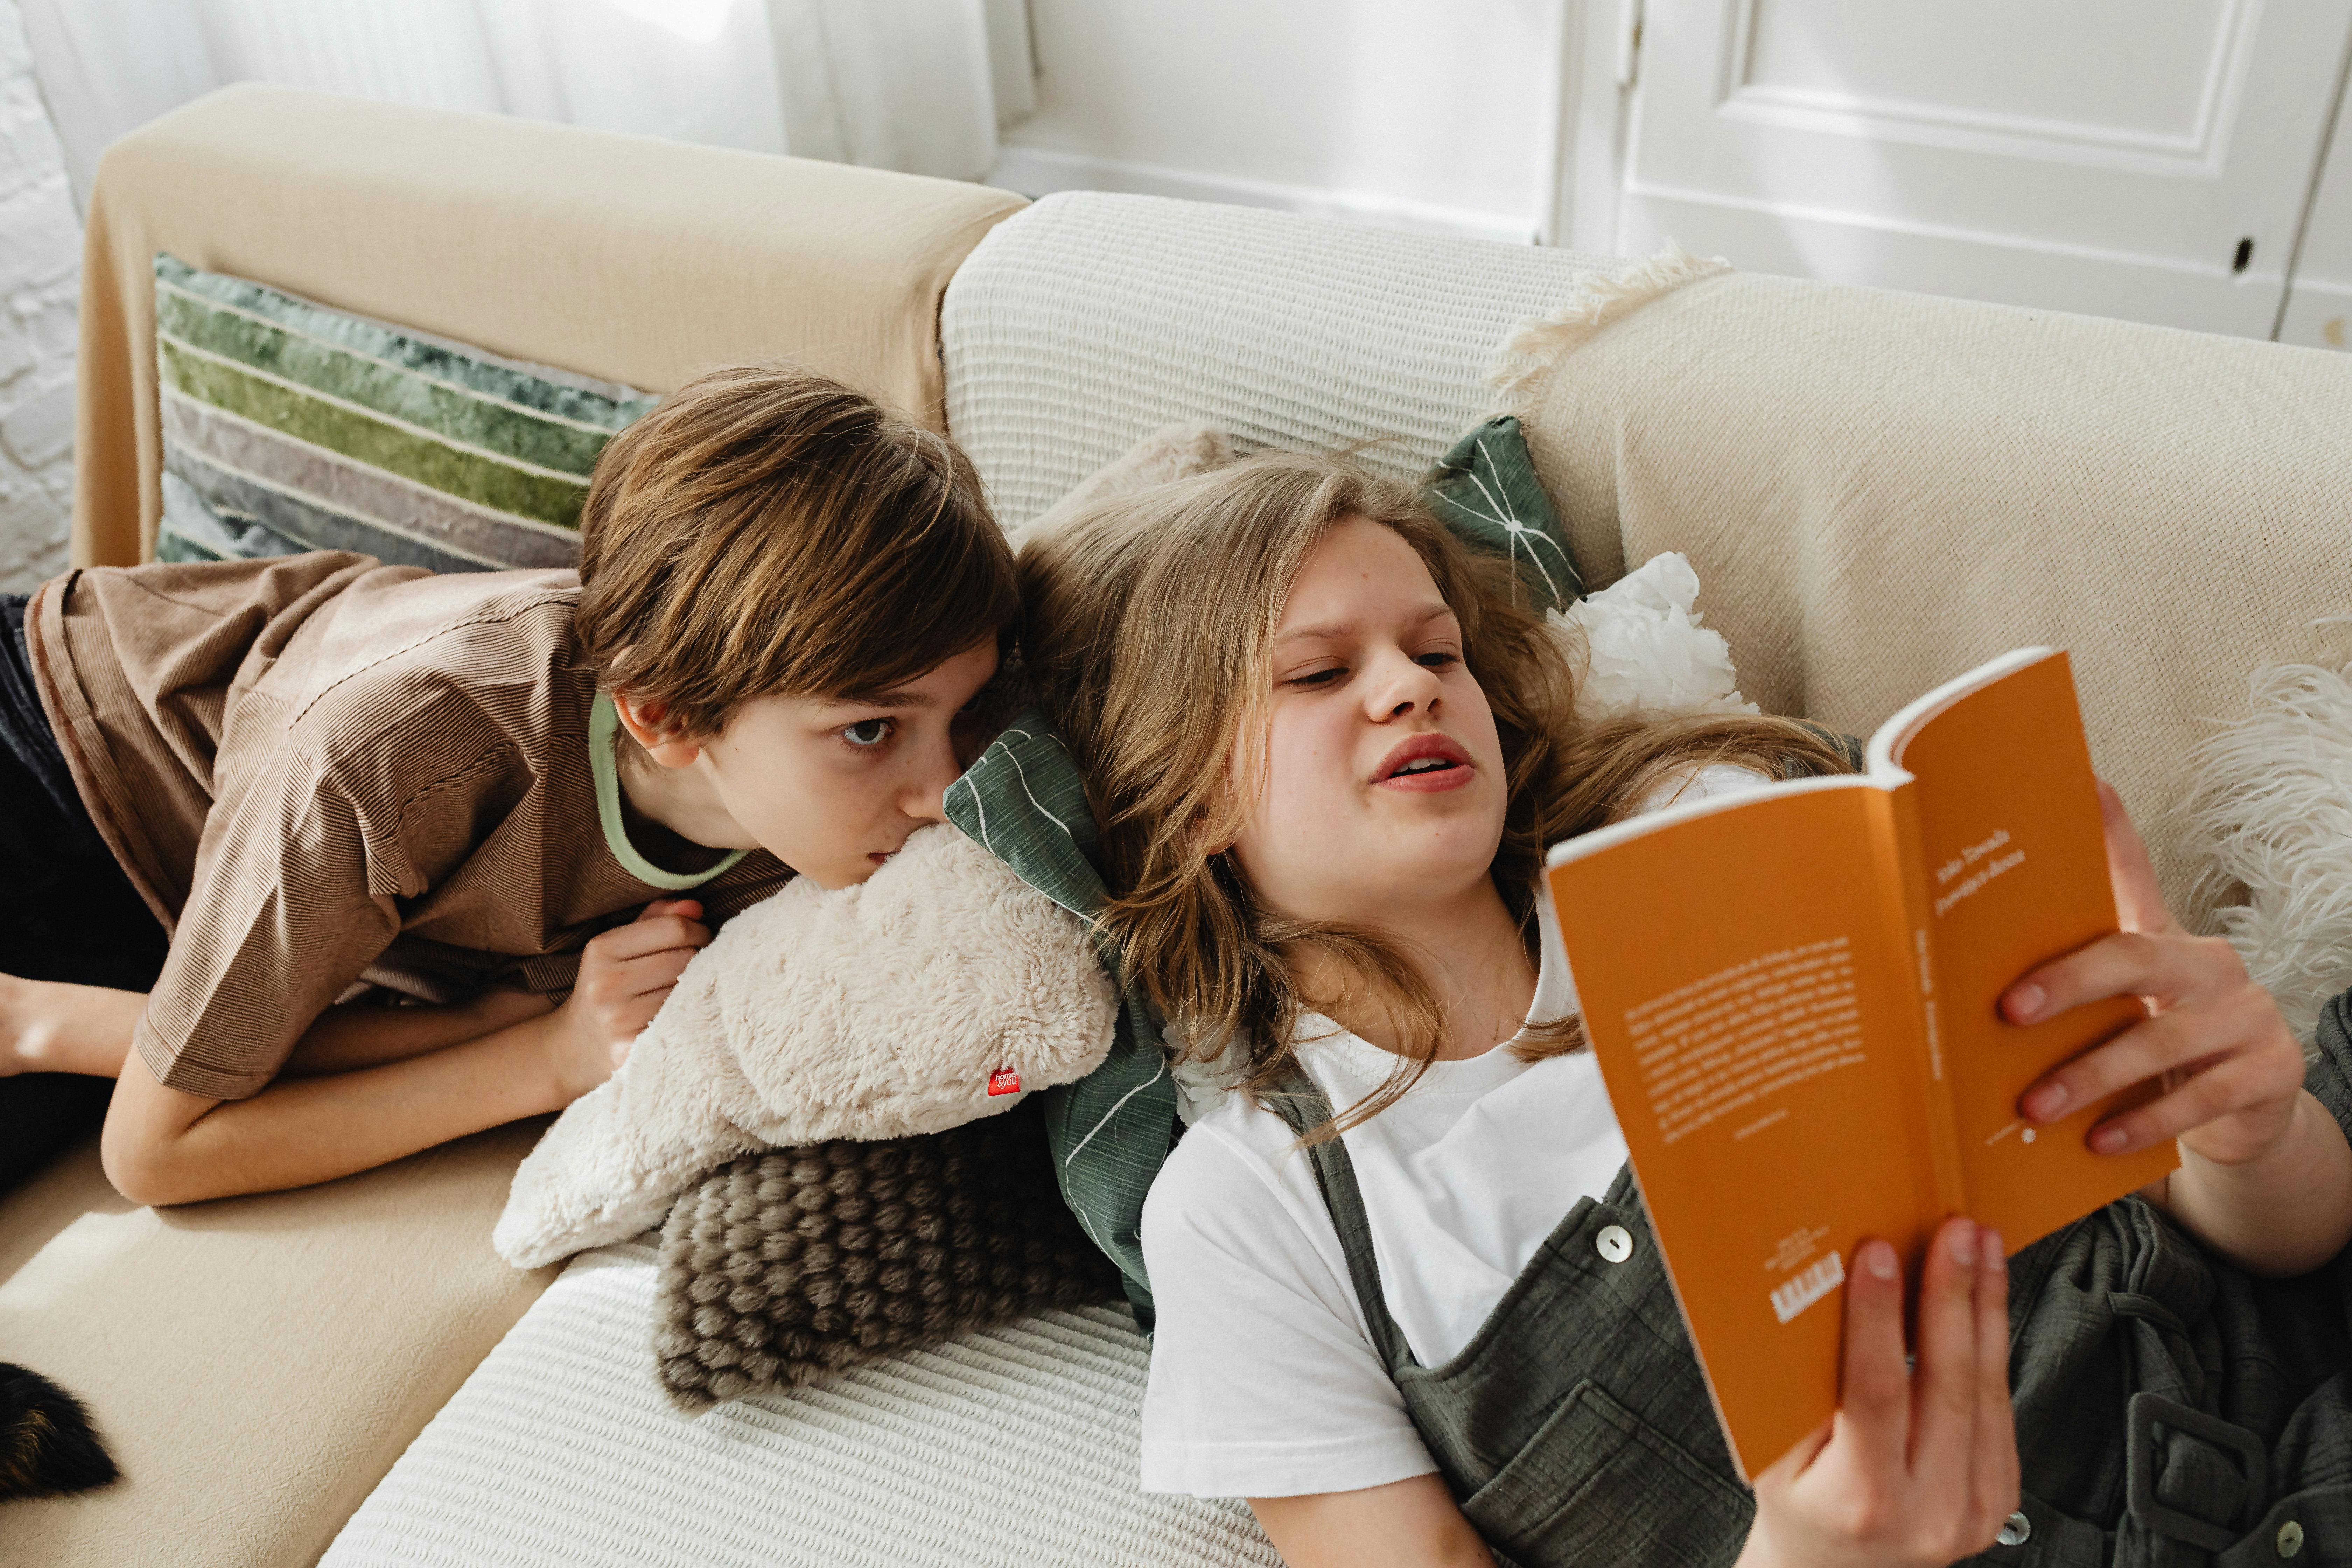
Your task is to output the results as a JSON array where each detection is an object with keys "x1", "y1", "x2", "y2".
[
  {"x1": 154, "y1": 253, "x2": 651, "y2": 571},
  {"x1": 321, "y1": 1239, "x2": 1278, "y2": 1568},
  {"x1": 0, "y1": 1125, "x2": 554, "y2": 1568},
  {"x1": 940, "y1": 190, "x2": 1617, "y2": 531},
  {"x1": 76, "y1": 84, "x2": 1026, "y2": 567}
]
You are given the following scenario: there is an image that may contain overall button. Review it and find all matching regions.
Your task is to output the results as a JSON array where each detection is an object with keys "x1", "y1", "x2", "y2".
[
  {"x1": 1996, "y1": 1512, "x2": 2031, "y2": 1547},
  {"x1": 1595, "y1": 1225, "x2": 1633, "y2": 1264},
  {"x1": 2277, "y1": 1519, "x2": 2303, "y2": 1558}
]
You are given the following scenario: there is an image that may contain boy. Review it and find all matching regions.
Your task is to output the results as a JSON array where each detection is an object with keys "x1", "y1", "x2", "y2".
[{"x1": 0, "y1": 365, "x2": 1015, "y2": 1206}]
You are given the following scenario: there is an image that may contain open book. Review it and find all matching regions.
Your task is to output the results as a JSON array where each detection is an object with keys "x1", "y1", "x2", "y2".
[{"x1": 1543, "y1": 648, "x2": 2176, "y2": 1480}]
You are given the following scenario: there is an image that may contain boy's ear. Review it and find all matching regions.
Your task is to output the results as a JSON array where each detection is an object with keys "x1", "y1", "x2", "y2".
[{"x1": 611, "y1": 692, "x2": 703, "y2": 769}]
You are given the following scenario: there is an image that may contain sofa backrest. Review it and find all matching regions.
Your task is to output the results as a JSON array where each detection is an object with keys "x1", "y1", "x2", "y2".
[
  {"x1": 940, "y1": 191, "x2": 1618, "y2": 530},
  {"x1": 73, "y1": 84, "x2": 1026, "y2": 568}
]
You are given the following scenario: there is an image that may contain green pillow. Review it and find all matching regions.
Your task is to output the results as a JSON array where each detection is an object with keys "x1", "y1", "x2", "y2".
[
  {"x1": 152, "y1": 253, "x2": 655, "y2": 572},
  {"x1": 944, "y1": 718, "x2": 1171, "y2": 1322},
  {"x1": 1427, "y1": 414, "x2": 1582, "y2": 610},
  {"x1": 952, "y1": 417, "x2": 1581, "y2": 1320}
]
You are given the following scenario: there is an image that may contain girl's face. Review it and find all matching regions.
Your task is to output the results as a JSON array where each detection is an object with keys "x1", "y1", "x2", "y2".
[{"x1": 1226, "y1": 517, "x2": 1510, "y2": 925}]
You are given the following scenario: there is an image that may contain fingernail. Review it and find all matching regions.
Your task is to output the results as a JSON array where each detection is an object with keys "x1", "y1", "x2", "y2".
[
  {"x1": 2092, "y1": 1126, "x2": 2130, "y2": 1155},
  {"x1": 1983, "y1": 1229, "x2": 2005, "y2": 1272},
  {"x1": 2025, "y1": 1082, "x2": 2070, "y2": 1121},
  {"x1": 2009, "y1": 983, "x2": 2045, "y2": 1022},
  {"x1": 1863, "y1": 1240, "x2": 1898, "y2": 1279},
  {"x1": 1948, "y1": 1223, "x2": 1976, "y2": 1267}
]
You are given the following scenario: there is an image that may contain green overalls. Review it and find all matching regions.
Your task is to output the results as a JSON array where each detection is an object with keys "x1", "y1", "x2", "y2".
[{"x1": 1265, "y1": 987, "x2": 2352, "y2": 1567}]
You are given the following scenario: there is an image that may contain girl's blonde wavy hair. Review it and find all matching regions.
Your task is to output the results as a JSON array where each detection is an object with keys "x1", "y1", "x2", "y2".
[{"x1": 1020, "y1": 450, "x2": 1847, "y2": 1133}]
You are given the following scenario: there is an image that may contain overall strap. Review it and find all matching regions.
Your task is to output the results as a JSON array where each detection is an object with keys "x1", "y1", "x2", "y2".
[{"x1": 1262, "y1": 1066, "x2": 1419, "y2": 1374}]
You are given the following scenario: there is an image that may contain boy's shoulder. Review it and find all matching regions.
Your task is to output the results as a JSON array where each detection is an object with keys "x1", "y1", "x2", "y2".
[{"x1": 261, "y1": 567, "x2": 584, "y2": 729}]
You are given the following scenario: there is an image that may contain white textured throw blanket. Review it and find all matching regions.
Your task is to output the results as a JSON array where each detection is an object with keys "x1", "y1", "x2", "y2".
[{"x1": 495, "y1": 825, "x2": 1118, "y2": 1269}]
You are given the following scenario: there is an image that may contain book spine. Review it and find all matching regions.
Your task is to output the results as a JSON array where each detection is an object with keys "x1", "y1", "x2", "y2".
[{"x1": 1868, "y1": 780, "x2": 1968, "y2": 1216}]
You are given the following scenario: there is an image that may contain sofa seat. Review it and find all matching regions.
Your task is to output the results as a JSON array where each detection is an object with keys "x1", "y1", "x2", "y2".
[
  {"x1": 0, "y1": 1122, "x2": 556, "y2": 1566},
  {"x1": 321, "y1": 1240, "x2": 1280, "y2": 1568}
]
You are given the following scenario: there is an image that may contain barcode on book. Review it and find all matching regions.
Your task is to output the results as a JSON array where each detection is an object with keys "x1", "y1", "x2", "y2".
[{"x1": 1770, "y1": 1251, "x2": 1844, "y2": 1325}]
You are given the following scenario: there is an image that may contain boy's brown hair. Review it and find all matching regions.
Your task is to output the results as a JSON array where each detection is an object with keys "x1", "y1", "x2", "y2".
[{"x1": 575, "y1": 365, "x2": 1016, "y2": 735}]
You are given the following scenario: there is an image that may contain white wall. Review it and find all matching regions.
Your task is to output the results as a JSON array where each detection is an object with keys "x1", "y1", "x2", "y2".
[
  {"x1": 995, "y1": 0, "x2": 1566, "y2": 245},
  {"x1": 0, "y1": 0, "x2": 77, "y2": 593}
]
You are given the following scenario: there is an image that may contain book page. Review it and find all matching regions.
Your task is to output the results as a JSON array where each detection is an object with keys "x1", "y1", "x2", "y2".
[
  {"x1": 1545, "y1": 780, "x2": 1942, "y2": 1479},
  {"x1": 1877, "y1": 650, "x2": 2177, "y2": 1244}
]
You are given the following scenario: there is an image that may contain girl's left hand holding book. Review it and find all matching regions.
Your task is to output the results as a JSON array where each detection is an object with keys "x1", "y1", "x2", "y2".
[
  {"x1": 1738, "y1": 1218, "x2": 2017, "y2": 1568},
  {"x1": 2005, "y1": 783, "x2": 2352, "y2": 1276}
]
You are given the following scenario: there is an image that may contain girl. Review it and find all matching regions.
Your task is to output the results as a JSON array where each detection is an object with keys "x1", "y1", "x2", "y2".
[{"x1": 1020, "y1": 451, "x2": 2348, "y2": 1567}]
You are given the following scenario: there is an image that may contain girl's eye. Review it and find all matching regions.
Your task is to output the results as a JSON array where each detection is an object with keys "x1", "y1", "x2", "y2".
[
  {"x1": 1417, "y1": 650, "x2": 1460, "y2": 670},
  {"x1": 841, "y1": 718, "x2": 892, "y2": 747},
  {"x1": 1287, "y1": 667, "x2": 1345, "y2": 689}
]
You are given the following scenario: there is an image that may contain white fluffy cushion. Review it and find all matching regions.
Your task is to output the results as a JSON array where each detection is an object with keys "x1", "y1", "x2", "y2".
[
  {"x1": 1554, "y1": 551, "x2": 1757, "y2": 721},
  {"x1": 495, "y1": 825, "x2": 1118, "y2": 1269}
]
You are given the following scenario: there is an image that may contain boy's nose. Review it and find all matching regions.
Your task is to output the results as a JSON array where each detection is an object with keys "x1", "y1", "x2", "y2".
[{"x1": 901, "y1": 740, "x2": 961, "y2": 825}]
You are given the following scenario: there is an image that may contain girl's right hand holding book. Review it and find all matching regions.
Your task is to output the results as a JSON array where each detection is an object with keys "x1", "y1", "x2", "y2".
[
  {"x1": 541, "y1": 897, "x2": 710, "y2": 1101},
  {"x1": 1736, "y1": 1218, "x2": 2018, "y2": 1568}
]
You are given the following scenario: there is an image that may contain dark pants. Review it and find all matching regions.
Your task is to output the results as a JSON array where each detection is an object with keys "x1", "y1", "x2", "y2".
[{"x1": 0, "y1": 587, "x2": 169, "y2": 1194}]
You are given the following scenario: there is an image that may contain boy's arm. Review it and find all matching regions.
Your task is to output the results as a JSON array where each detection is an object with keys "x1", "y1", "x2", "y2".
[
  {"x1": 102, "y1": 902, "x2": 709, "y2": 1206},
  {"x1": 105, "y1": 1010, "x2": 578, "y2": 1205},
  {"x1": 279, "y1": 988, "x2": 555, "y2": 1076},
  {"x1": 2008, "y1": 785, "x2": 2352, "y2": 1277}
]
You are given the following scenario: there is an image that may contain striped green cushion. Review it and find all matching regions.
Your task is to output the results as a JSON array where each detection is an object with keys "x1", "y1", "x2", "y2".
[{"x1": 153, "y1": 254, "x2": 656, "y2": 572}]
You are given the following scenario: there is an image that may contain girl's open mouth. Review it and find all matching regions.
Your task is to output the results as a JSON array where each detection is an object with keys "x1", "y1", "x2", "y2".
[{"x1": 1374, "y1": 734, "x2": 1475, "y2": 793}]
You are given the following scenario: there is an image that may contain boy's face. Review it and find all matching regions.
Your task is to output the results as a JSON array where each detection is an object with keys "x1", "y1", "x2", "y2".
[{"x1": 628, "y1": 640, "x2": 1002, "y2": 890}]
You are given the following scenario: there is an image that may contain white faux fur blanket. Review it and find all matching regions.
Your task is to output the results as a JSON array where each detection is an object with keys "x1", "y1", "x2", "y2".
[
  {"x1": 2181, "y1": 657, "x2": 2352, "y2": 1049},
  {"x1": 495, "y1": 825, "x2": 1118, "y2": 1269}
]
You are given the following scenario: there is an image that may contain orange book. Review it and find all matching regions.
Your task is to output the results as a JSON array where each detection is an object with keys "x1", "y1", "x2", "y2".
[{"x1": 1543, "y1": 648, "x2": 2175, "y2": 1480}]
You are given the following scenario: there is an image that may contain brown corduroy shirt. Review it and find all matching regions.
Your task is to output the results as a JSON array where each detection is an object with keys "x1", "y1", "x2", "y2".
[{"x1": 29, "y1": 553, "x2": 791, "y2": 1099}]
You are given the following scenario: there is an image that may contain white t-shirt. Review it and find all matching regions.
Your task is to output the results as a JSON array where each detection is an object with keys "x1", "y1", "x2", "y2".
[{"x1": 1137, "y1": 765, "x2": 1762, "y2": 1500}]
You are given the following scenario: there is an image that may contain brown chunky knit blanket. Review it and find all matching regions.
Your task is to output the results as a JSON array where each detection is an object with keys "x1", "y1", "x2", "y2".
[{"x1": 652, "y1": 1100, "x2": 1124, "y2": 1411}]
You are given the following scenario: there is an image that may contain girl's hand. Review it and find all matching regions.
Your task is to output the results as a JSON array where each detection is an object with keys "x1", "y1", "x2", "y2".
[
  {"x1": 544, "y1": 898, "x2": 709, "y2": 1100},
  {"x1": 1737, "y1": 1219, "x2": 2017, "y2": 1568},
  {"x1": 2007, "y1": 782, "x2": 2306, "y2": 1168}
]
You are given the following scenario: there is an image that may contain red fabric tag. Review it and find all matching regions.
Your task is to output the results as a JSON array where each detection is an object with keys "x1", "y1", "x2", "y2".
[{"x1": 987, "y1": 1065, "x2": 1021, "y2": 1097}]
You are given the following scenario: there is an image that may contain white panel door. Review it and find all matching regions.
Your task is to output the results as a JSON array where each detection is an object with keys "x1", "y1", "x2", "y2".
[
  {"x1": 1616, "y1": 0, "x2": 2352, "y2": 336},
  {"x1": 2277, "y1": 69, "x2": 2352, "y2": 349}
]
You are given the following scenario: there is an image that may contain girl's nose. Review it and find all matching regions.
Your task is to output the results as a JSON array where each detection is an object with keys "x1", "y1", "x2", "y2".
[{"x1": 1369, "y1": 648, "x2": 1442, "y2": 718}]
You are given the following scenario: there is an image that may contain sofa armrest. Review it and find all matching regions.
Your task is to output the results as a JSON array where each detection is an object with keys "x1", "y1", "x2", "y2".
[{"x1": 72, "y1": 83, "x2": 1026, "y2": 566}]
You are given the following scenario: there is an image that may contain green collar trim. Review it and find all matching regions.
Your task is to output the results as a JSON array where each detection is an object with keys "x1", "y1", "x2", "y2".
[{"x1": 589, "y1": 692, "x2": 749, "y2": 891}]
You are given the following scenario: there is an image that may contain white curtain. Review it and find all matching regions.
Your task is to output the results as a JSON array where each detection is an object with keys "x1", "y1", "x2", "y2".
[{"x1": 20, "y1": 0, "x2": 1026, "y2": 213}]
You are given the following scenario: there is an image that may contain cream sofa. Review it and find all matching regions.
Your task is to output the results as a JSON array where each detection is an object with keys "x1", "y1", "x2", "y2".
[{"x1": 8, "y1": 84, "x2": 2350, "y2": 1566}]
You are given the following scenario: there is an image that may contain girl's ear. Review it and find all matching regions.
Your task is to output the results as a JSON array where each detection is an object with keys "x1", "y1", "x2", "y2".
[{"x1": 611, "y1": 691, "x2": 704, "y2": 769}]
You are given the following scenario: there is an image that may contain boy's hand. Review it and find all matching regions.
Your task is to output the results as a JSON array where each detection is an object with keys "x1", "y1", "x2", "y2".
[
  {"x1": 1738, "y1": 1220, "x2": 2017, "y2": 1568},
  {"x1": 546, "y1": 898, "x2": 710, "y2": 1100},
  {"x1": 2007, "y1": 782, "x2": 2306, "y2": 1167}
]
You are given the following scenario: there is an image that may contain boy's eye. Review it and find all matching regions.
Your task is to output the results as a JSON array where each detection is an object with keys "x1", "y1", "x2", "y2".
[{"x1": 841, "y1": 718, "x2": 892, "y2": 747}]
